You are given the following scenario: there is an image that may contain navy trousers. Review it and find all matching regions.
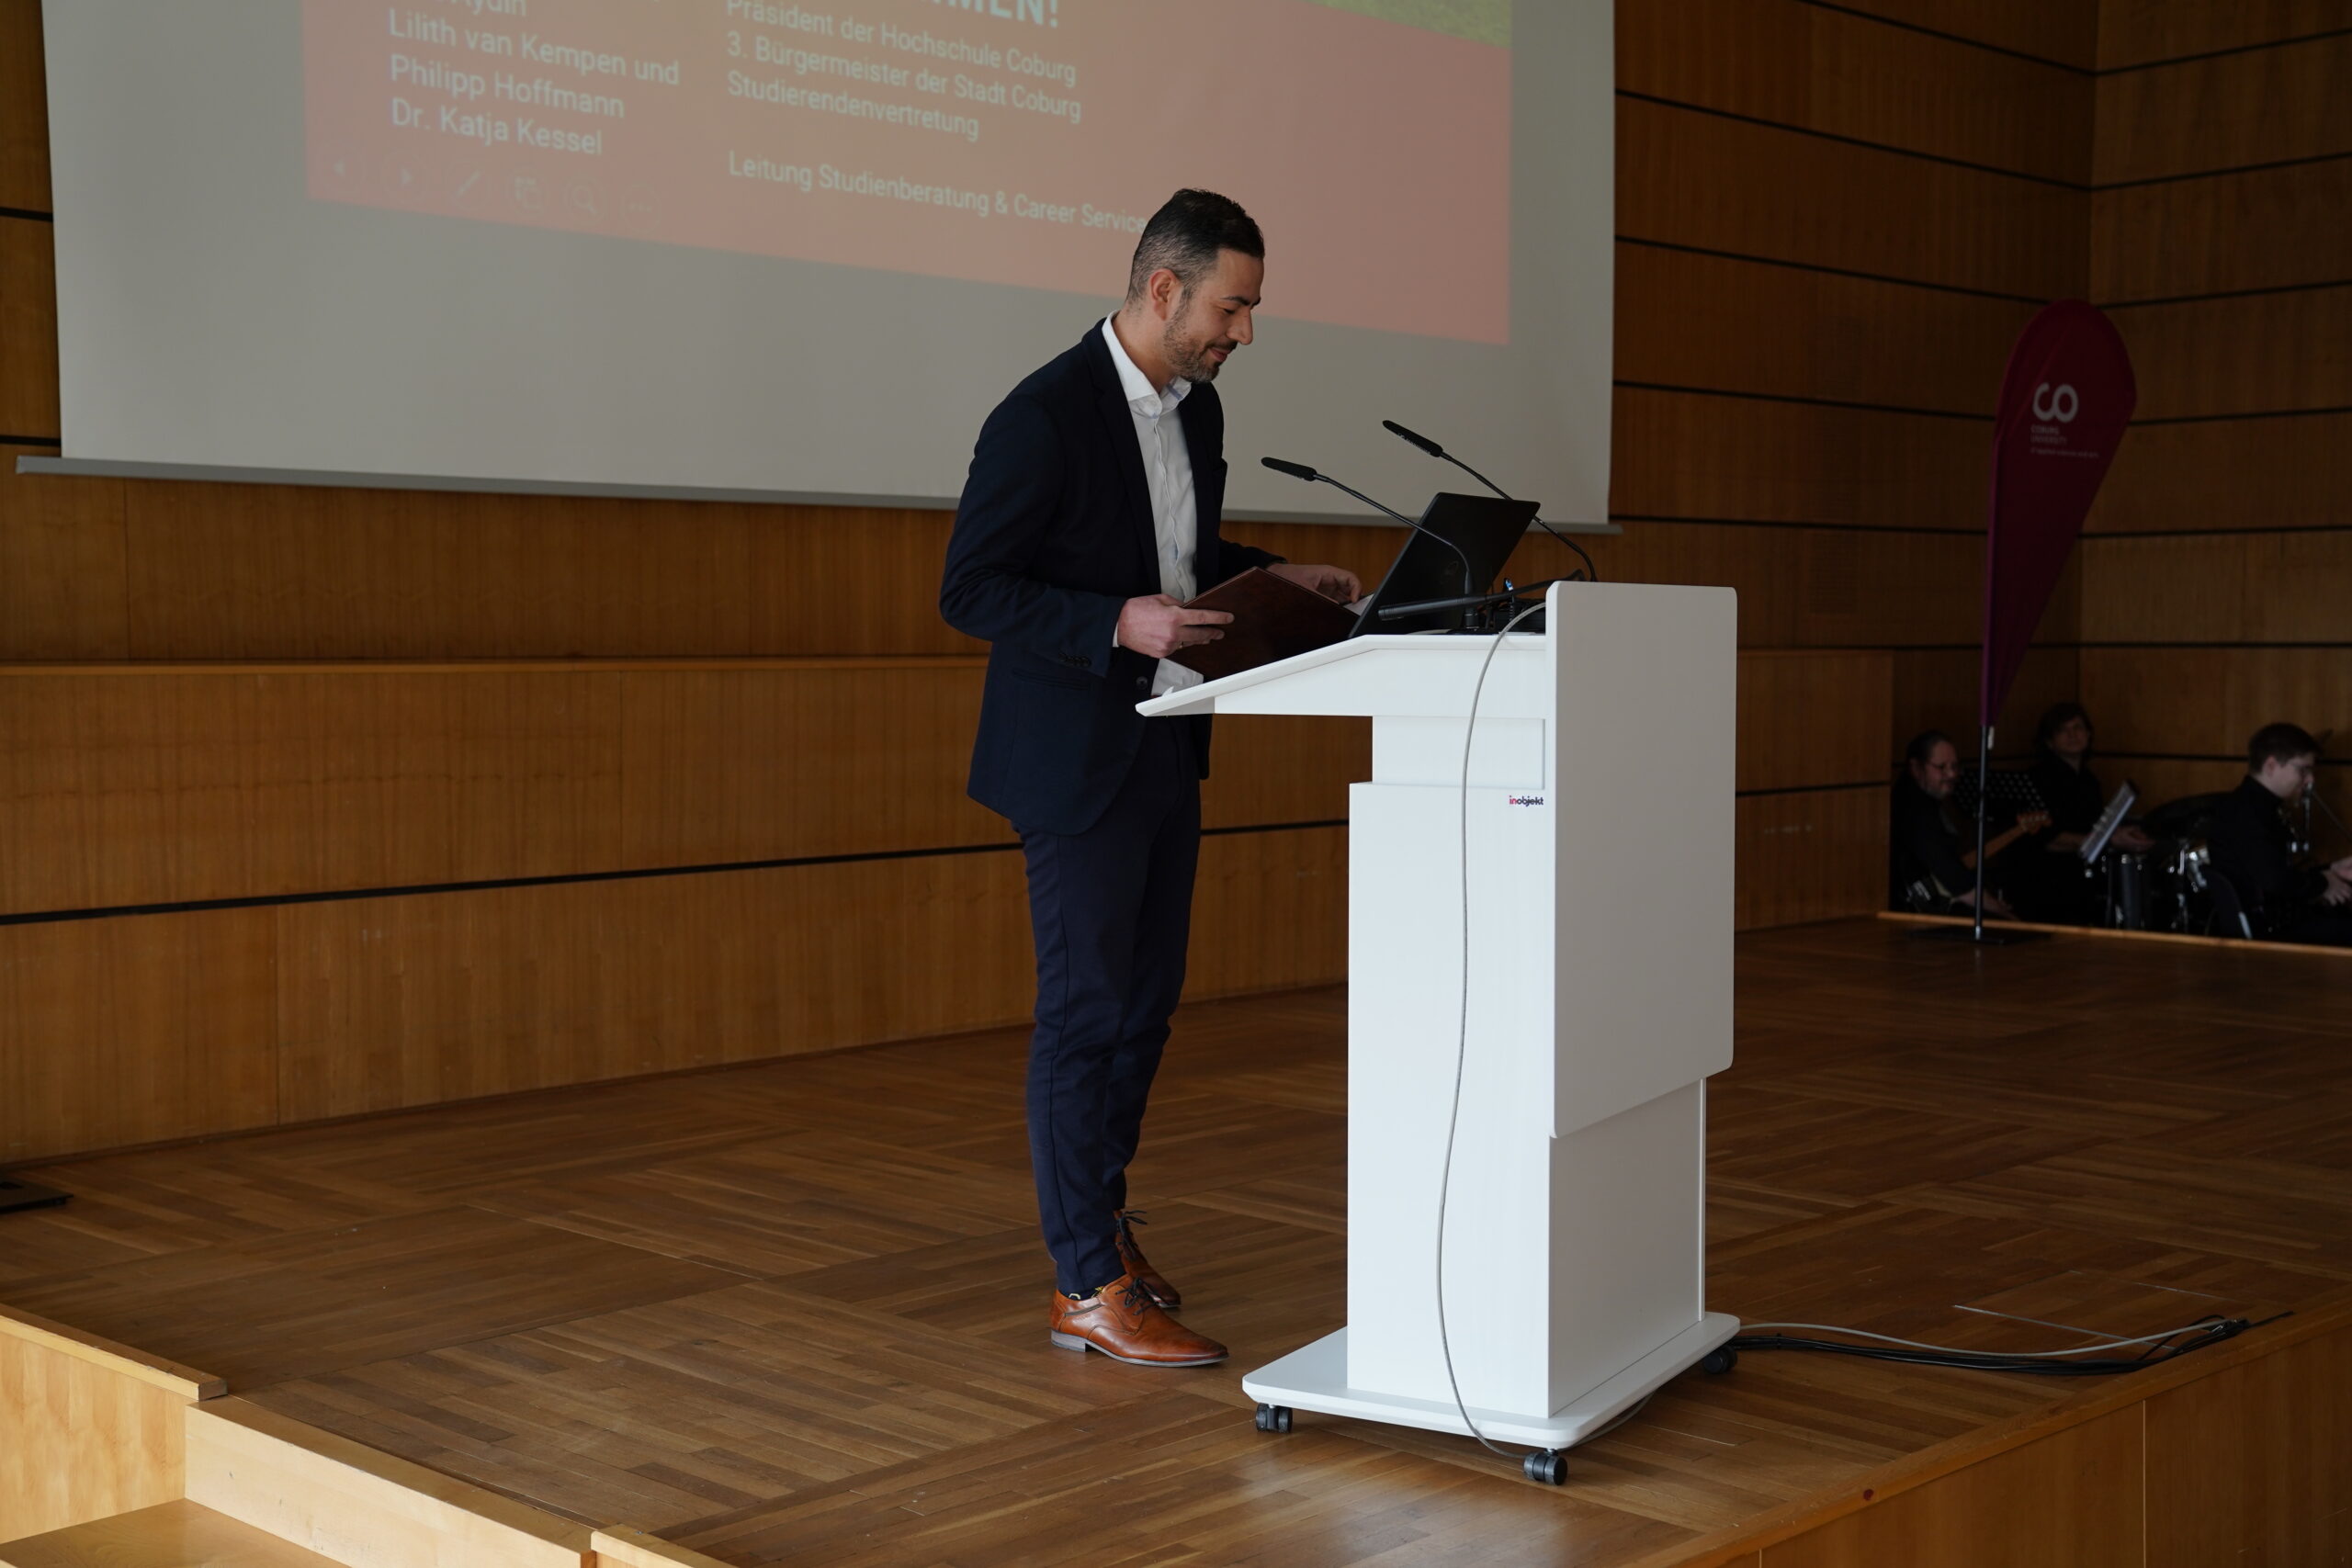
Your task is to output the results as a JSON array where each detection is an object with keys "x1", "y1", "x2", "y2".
[{"x1": 1018, "y1": 718, "x2": 1201, "y2": 1296}]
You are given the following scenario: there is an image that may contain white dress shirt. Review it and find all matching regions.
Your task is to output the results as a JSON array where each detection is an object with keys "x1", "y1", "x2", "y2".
[{"x1": 1101, "y1": 316, "x2": 1204, "y2": 697}]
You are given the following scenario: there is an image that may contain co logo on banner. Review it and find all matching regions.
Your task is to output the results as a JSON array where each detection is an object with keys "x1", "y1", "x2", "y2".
[{"x1": 2032, "y1": 382, "x2": 2079, "y2": 423}]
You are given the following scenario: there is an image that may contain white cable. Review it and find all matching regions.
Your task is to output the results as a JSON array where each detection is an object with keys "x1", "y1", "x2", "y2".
[
  {"x1": 1736, "y1": 1321, "x2": 2229, "y2": 1358},
  {"x1": 1434, "y1": 599, "x2": 1551, "y2": 1461}
]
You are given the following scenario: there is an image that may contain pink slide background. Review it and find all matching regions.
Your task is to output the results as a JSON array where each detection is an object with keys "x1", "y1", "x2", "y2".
[{"x1": 303, "y1": 0, "x2": 1510, "y2": 342}]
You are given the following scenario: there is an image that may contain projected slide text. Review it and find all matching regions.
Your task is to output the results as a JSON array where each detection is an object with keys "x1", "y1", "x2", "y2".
[{"x1": 303, "y1": 0, "x2": 1510, "y2": 342}]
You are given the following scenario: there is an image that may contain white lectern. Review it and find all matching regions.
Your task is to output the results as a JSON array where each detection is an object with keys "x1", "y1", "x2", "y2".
[{"x1": 1141, "y1": 581, "x2": 1739, "y2": 1458}]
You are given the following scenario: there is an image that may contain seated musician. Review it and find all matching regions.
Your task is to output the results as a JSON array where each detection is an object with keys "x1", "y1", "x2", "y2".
[
  {"x1": 2206, "y1": 722, "x2": 2352, "y2": 948},
  {"x1": 2006, "y1": 702, "x2": 2151, "y2": 922},
  {"x1": 1889, "y1": 730, "x2": 2014, "y2": 919}
]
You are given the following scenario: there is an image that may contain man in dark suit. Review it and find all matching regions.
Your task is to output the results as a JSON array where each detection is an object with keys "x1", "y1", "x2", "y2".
[
  {"x1": 2207, "y1": 722, "x2": 2352, "y2": 946},
  {"x1": 940, "y1": 190, "x2": 1359, "y2": 1366}
]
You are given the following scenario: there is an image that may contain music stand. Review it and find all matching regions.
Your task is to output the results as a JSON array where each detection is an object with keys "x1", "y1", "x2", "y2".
[
  {"x1": 2080, "y1": 781, "x2": 2138, "y2": 863},
  {"x1": 1350, "y1": 492, "x2": 1541, "y2": 636}
]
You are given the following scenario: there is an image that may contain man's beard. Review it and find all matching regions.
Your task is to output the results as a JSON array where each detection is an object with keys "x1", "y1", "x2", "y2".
[{"x1": 1161, "y1": 320, "x2": 1233, "y2": 383}]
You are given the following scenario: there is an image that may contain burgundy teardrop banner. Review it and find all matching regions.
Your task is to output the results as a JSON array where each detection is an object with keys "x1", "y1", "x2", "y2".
[{"x1": 1981, "y1": 300, "x2": 2137, "y2": 731}]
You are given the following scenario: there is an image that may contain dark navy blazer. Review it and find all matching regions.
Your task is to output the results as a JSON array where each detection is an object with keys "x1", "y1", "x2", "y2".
[{"x1": 940, "y1": 325, "x2": 1280, "y2": 836}]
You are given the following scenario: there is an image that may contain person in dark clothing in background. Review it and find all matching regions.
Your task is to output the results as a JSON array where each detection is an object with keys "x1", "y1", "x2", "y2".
[
  {"x1": 1890, "y1": 730, "x2": 2014, "y2": 919},
  {"x1": 2005, "y1": 703, "x2": 2151, "y2": 923},
  {"x1": 2206, "y1": 722, "x2": 2352, "y2": 947}
]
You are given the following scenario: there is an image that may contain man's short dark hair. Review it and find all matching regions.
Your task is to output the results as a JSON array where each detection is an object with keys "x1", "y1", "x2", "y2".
[
  {"x1": 1125, "y1": 189, "x2": 1262, "y2": 303},
  {"x1": 2248, "y1": 721, "x2": 2321, "y2": 773}
]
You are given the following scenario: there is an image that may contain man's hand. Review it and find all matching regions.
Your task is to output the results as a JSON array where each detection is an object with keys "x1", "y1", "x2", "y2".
[
  {"x1": 2113, "y1": 825, "x2": 2154, "y2": 852},
  {"x1": 1267, "y1": 561, "x2": 1363, "y2": 604},
  {"x1": 1953, "y1": 890, "x2": 2014, "y2": 919},
  {"x1": 2324, "y1": 867, "x2": 2352, "y2": 908},
  {"x1": 1117, "y1": 594, "x2": 1231, "y2": 659}
]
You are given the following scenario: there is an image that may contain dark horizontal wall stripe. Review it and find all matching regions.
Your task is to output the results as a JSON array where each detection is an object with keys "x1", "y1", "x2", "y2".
[
  {"x1": 1792, "y1": 0, "x2": 2088, "y2": 73},
  {"x1": 2097, "y1": 148, "x2": 2352, "y2": 192},
  {"x1": 0, "y1": 434, "x2": 62, "y2": 448},
  {"x1": 0, "y1": 819, "x2": 1351, "y2": 930},
  {"x1": 2105, "y1": 750, "x2": 2351, "y2": 767},
  {"x1": 2076, "y1": 641, "x2": 2352, "y2": 650},
  {"x1": 2135, "y1": 404, "x2": 2352, "y2": 428},
  {"x1": 2103, "y1": 277, "x2": 2352, "y2": 310},
  {"x1": 1618, "y1": 90, "x2": 2089, "y2": 191},
  {"x1": 2099, "y1": 25, "x2": 2352, "y2": 75},
  {"x1": 1738, "y1": 780, "x2": 1891, "y2": 798},
  {"x1": 1615, "y1": 380, "x2": 1995, "y2": 423},
  {"x1": 1613, "y1": 514, "x2": 1984, "y2": 537},
  {"x1": 2089, "y1": 525, "x2": 2352, "y2": 538},
  {"x1": 0, "y1": 206, "x2": 51, "y2": 223},
  {"x1": 1616, "y1": 236, "x2": 2049, "y2": 306}
]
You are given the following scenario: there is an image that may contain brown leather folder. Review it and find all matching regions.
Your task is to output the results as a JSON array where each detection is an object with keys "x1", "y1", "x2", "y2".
[{"x1": 1166, "y1": 568, "x2": 1360, "y2": 682}]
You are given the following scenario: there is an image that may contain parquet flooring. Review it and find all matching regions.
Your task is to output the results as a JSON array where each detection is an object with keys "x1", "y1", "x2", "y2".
[{"x1": 5, "y1": 919, "x2": 2350, "y2": 1564}]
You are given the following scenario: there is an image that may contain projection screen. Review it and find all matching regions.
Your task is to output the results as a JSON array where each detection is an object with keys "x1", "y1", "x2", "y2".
[{"x1": 39, "y1": 0, "x2": 1612, "y2": 524}]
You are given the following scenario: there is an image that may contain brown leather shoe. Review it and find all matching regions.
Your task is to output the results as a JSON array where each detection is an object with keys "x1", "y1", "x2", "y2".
[
  {"x1": 1049, "y1": 1273, "x2": 1227, "y2": 1367},
  {"x1": 1114, "y1": 1209, "x2": 1181, "y2": 1310}
]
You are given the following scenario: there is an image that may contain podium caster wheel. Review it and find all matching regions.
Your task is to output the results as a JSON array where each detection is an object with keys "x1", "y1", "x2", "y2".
[
  {"x1": 1254, "y1": 1404, "x2": 1293, "y2": 1433},
  {"x1": 1522, "y1": 1450, "x2": 1566, "y2": 1485},
  {"x1": 1701, "y1": 1346, "x2": 1739, "y2": 1375}
]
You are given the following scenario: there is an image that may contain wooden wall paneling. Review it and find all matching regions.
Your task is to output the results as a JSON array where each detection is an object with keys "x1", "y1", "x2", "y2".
[
  {"x1": 2096, "y1": 32, "x2": 2352, "y2": 184},
  {"x1": 2080, "y1": 646, "x2": 2352, "y2": 758},
  {"x1": 2092, "y1": 160, "x2": 2352, "y2": 303},
  {"x1": 2078, "y1": 534, "x2": 2252, "y2": 644},
  {"x1": 2078, "y1": 531, "x2": 2352, "y2": 647},
  {"x1": 1619, "y1": 97, "x2": 2089, "y2": 302},
  {"x1": 0, "y1": 1306, "x2": 220, "y2": 1544},
  {"x1": 1833, "y1": 0, "x2": 2097, "y2": 70},
  {"x1": 2087, "y1": 412, "x2": 2352, "y2": 532},
  {"x1": 0, "y1": 670, "x2": 630, "y2": 915},
  {"x1": 1891, "y1": 644, "x2": 2084, "y2": 759},
  {"x1": 2109, "y1": 286, "x2": 2352, "y2": 421},
  {"x1": 116, "y1": 482, "x2": 985, "y2": 661},
  {"x1": 2143, "y1": 1318, "x2": 2352, "y2": 1567},
  {"x1": 0, "y1": 215, "x2": 58, "y2": 438},
  {"x1": 0, "y1": 663, "x2": 1362, "y2": 918},
  {"x1": 0, "y1": 0, "x2": 45, "y2": 211},
  {"x1": 2097, "y1": 0, "x2": 2352, "y2": 71},
  {"x1": 1736, "y1": 787, "x2": 1889, "y2": 931},
  {"x1": 1186, "y1": 825, "x2": 1348, "y2": 997},
  {"x1": 1197, "y1": 716, "x2": 1366, "y2": 829},
  {"x1": 272, "y1": 853, "x2": 1032, "y2": 1122},
  {"x1": 1737, "y1": 651, "x2": 1895, "y2": 791},
  {"x1": 1758, "y1": 1405, "x2": 2143, "y2": 1568},
  {"x1": 272, "y1": 826, "x2": 1343, "y2": 1125},
  {"x1": 611, "y1": 662, "x2": 998, "y2": 873},
  {"x1": 1600, "y1": 521, "x2": 1992, "y2": 649},
  {"x1": 0, "y1": 906, "x2": 277, "y2": 1165},
  {"x1": 0, "y1": 445, "x2": 130, "y2": 659},
  {"x1": 1611, "y1": 389, "x2": 1990, "y2": 533},
  {"x1": 1620, "y1": 0, "x2": 2091, "y2": 184},
  {"x1": 1616, "y1": 245, "x2": 2035, "y2": 414}
]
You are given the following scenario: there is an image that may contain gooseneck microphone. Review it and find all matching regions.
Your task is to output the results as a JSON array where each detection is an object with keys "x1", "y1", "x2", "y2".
[
  {"x1": 1381, "y1": 420, "x2": 1512, "y2": 502},
  {"x1": 1381, "y1": 420, "x2": 1600, "y2": 582},
  {"x1": 1259, "y1": 455, "x2": 1475, "y2": 601}
]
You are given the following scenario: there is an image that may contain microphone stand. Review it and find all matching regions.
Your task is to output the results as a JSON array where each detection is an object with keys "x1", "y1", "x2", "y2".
[{"x1": 1973, "y1": 725, "x2": 1992, "y2": 944}]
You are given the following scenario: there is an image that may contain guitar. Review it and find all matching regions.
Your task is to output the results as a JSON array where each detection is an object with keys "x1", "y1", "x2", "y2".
[{"x1": 1961, "y1": 810, "x2": 2052, "y2": 869}]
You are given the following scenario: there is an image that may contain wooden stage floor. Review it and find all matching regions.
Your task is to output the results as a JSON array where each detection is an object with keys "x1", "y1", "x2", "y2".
[{"x1": 5, "y1": 919, "x2": 2350, "y2": 1565}]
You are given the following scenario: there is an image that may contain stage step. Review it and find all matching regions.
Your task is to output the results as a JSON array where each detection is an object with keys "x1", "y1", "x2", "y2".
[
  {"x1": 182, "y1": 1401, "x2": 590, "y2": 1568},
  {"x1": 0, "y1": 1499, "x2": 343, "y2": 1568}
]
